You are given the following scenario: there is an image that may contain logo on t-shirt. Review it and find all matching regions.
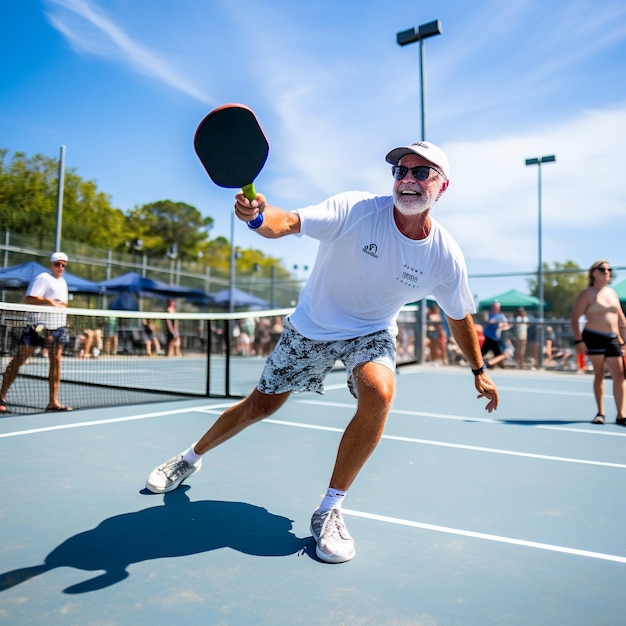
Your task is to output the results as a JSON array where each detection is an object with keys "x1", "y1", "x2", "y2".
[
  {"x1": 397, "y1": 264, "x2": 423, "y2": 288},
  {"x1": 362, "y1": 243, "x2": 378, "y2": 258}
]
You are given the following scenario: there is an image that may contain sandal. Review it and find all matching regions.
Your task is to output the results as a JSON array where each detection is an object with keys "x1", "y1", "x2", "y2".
[
  {"x1": 46, "y1": 405, "x2": 73, "y2": 412},
  {"x1": 616, "y1": 417, "x2": 626, "y2": 426},
  {"x1": 592, "y1": 413, "x2": 605, "y2": 424}
]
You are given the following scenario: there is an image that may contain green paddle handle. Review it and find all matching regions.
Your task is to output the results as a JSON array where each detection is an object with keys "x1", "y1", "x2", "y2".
[
  {"x1": 241, "y1": 183, "x2": 264, "y2": 229},
  {"x1": 242, "y1": 182, "x2": 256, "y2": 201}
]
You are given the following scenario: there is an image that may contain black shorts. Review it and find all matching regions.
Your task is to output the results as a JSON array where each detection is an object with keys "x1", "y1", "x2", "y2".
[
  {"x1": 20, "y1": 325, "x2": 69, "y2": 349},
  {"x1": 582, "y1": 329, "x2": 623, "y2": 357},
  {"x1": 481, "y1": 336, "x2": 502, "y2": 357}
]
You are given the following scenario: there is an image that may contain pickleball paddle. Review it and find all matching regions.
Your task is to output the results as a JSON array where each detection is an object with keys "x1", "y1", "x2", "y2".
[{"x1": 194, "y1": 103, "x2": 269, "y2": 229}]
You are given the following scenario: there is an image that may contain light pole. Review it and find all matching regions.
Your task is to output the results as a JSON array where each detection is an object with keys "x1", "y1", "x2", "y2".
[
  {"x1": 55, "y1": 145, "x2": 66, "y2": 251},
  {"x1": 525, "y1": 154, "x2": 556, "y2": 368},
  {"x1": 397, "y1": 19, "x2": 442, "y2": 363},
  {"x1": 396, "y1": 19, "x2": 442, "y2": 141}
]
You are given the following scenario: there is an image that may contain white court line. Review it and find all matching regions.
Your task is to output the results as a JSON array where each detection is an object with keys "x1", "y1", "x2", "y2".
[
  {"x1": 342, "y1": 508, "x2": 626, "y2": 564},
  {"x1": 0, "y1": 403, "x2": 235, "y2": 439},
  {"x1": 295, "y1": 398, "x2": 626, "y2": 437},
  {"x1": 264, "y1": 419, "x2": 626, "y2": 468}
]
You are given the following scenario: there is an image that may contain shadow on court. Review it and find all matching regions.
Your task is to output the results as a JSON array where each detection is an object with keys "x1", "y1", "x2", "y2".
[
  {"x1": 499, "y1": 418, "x2": 584, "y2": 426},
  {"x1": 0, "y1": 486, "x2": 314, "y2": 595}
]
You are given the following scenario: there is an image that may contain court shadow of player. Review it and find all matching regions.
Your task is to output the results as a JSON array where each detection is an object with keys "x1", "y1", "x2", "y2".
[
  {"x1": 0, "y1": 486, "x2": 314, "y2": 594},
  {"x1": 500, "y1": 418, "x2": 582, "y2": 426}
]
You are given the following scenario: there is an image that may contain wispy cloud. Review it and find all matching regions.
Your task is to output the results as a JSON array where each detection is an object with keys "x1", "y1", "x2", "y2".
[{"x1": 44, "y1": 0, "x2": 212, "y2": 104}]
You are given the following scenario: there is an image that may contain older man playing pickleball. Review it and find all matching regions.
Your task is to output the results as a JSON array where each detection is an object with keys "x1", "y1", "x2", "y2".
[{"x1": 146, "y1": 141, "x2": 498, "y2": 564}]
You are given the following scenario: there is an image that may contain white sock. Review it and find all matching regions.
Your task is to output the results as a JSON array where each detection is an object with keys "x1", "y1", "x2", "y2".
[
  {"x1": 319, "y1": 487, "x2": 346, "y2": 513},
  {"x1": 181, "y1": 443, "x2": 202, "y2": 466}
]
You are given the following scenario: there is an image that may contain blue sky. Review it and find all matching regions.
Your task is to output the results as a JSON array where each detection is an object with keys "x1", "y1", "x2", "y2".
[{"x1": 2, "y1": 0, "x2": 626, "y2": 303}]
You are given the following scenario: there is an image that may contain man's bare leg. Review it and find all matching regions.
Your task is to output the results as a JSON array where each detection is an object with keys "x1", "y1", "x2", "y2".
[
  {"x1": 328, "y1": 362, "x2": 395, "y2": 491},
  {"x1": 1, "y1": 345, "x2": 35, "y2": 402},
  {"x1": 195, "y1": 388, "x2": 291, "y2": 454},
  {"x1": 145, "y1": 388, "x2": 290, "y2": 494},
  {"x1": 47, "y1": 343, "x2": 65, "y2": 409},
  {"x1": 311, "y1": 361, "x2": 395, "y2": 563}
]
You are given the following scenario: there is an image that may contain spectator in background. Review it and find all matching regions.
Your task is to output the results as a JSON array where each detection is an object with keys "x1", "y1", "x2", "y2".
[
  {"x1": 142, "y1": 319, "x2": 161, "y2": 356},
  {"x1": 427, "y1": 304, "x2": 448, "y2": 364},
  {"x1": 481, "y1": 301, "x2": 511, "y2": 369},
  {"x1": 165, "y1": 300, "x2": 181, "y2": 357},
  {"x1": 103, "y1": 317, "x2": 118, "y2": 355},
  {"x1": 78, "y1": 325, "x2": 103, "y2": 358},
  {"x1": 514, "y1": 307, "x2": 529, "y2": 369},
  {"x1": 543, "y1": 326, "x2": 574, "y2": 370},
  {"x1": 108, "y1": 290, "x2": 138, "y2": 355},
  {"x1": 571, "y1": 260, "x2": 626, "y2": 425},
  {"x1": 254, "y1": 318, "x2": 272, "y2": 356},
  {"x1": 526, "y1": 320, "x2": 539, "y2": 368},
  {"x1": 1, "y1": 252, "x2": 73, "y2": 413},
  {"x1": 234, "y1": 320, "x2": 253, "y2": 356}
]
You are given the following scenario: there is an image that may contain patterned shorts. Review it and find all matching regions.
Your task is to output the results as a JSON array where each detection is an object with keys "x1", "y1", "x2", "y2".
[
  {"x1": 20, "y1": 325, "x2": 69, "y2": 349},
  {"x1": 257, "y1": 318, "x2": 396, "y2": 399}
]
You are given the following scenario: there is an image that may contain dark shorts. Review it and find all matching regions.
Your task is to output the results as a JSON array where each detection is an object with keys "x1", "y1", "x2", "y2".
[
  {"x1": 257, "y1": 318, "x2": 396, "y2": 399},
  {"x1": 481, "y1": 336, "x2": 502, "y2": 357},
  {"x1": 582, "y1": 329, "x2": 623, "y2": 357}
]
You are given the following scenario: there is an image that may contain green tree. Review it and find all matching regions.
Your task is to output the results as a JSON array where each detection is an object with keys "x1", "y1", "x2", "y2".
[
  {"x1": 0, "y1": 149, "x2": 127, "y2": 249},
  {"x1": 125, "y1": 200, "x2": 214, "y2": 261},
  {"x1": 527, "y1": 261, "x2": 587, "y2": 318}
]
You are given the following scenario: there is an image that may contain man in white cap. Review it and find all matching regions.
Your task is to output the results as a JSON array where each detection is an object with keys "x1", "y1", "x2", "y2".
[
  {"x1": 0, "y1": 252, "x2": 73, "y2": 413},
  {"x1": 146, "y1": 141, "x2": 498, "y2": 563}
]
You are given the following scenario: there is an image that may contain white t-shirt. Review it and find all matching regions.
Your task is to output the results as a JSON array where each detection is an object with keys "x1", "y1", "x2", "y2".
[
  {"x1": 289, "y1": 191, "x2": 475, "y2": 340},
  {"x1": 27, "y1": 271, "x2": 69, "y2": 330}
]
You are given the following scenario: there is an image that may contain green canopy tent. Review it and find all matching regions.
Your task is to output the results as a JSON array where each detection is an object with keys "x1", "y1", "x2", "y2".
[{"x1": 478, "y1": 289, "x2": 544, "y2": 312}]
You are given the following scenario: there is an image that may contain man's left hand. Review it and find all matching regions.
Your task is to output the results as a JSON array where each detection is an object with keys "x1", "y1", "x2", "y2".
[{"x1": 474, "y1": 373, "x2": 498, "y2": 412}]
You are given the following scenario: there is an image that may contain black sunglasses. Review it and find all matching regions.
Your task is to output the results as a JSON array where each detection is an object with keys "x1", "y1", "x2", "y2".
[
  {"x1": 391, "y1": 165, "x2": 441, "y2": 181},
  {"x1": 595, "y1": 267, "x2": 613, "y2": 273}
]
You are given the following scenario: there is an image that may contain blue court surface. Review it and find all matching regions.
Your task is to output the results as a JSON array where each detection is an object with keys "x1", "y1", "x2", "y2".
[{"x1": 1, "y1": 366, "x2": 624, "y2": 625}]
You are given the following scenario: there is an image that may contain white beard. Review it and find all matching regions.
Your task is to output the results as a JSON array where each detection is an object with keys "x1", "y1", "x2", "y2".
[{"x1": 393, "y1": 188, "x2": 433, "y2": 216}]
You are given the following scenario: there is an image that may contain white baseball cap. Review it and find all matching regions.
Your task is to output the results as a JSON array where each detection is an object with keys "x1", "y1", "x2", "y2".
[
  {"x1": 385, "y1": 141, "x2": 450, "y2": 180},
  {"x1": 50, "y1": 252, "x2": 68, "y2": 263}
]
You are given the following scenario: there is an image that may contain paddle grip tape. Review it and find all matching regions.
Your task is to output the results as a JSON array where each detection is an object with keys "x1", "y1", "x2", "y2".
[{"x1": 242, "y1": 183, "x2": 264, "y2": 230}]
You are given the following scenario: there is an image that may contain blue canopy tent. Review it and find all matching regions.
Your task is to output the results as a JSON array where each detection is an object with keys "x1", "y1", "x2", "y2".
[
  {"x1": 98, "y1": 272, "x2": 210, "y2": 302},
  {"x1": 0, "y1": 261, "x2": 102, "y2": 294},
  {"x1": 211, "y1": 287, "x2": 269, "y2": 309}
]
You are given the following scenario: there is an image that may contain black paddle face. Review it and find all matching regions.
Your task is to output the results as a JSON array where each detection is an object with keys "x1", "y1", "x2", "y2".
[{"x1": 194, "y1": 104, "x2": 269, "y2": 189}]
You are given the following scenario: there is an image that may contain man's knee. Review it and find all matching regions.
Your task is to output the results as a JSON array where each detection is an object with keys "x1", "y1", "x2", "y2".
[
  {"x1": 246, "y1": 388, "x2": 290, "y2": 420},
  {"x1": 354, "y1": 363, "x2": 395, "y2": 408}
]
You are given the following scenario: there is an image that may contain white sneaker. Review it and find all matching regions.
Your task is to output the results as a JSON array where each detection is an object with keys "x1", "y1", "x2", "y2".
[
  {"x1": 145, "y1": 454, "x2": 202, "y2": 493},
  {"x1": 310, "y1": 507, "x2": 355, "y2": 563}
]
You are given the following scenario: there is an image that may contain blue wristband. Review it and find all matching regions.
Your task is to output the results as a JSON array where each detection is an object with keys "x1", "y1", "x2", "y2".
[{"x1": 247, "y1": 214, "x2": 264, "y2": 230}]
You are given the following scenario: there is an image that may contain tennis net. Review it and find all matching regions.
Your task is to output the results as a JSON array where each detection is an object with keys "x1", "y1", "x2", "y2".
[{"x1": 0, "y1": 302, "x2": 422, "y2": 415}]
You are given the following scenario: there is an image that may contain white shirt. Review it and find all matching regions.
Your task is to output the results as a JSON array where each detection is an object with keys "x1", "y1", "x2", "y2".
[
  {"x1": 289, "y1": 191, "x2": 475, "y2": 340},
  {"x1": 27, "y1": 271, "x2": 69, "y2": 330}
]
